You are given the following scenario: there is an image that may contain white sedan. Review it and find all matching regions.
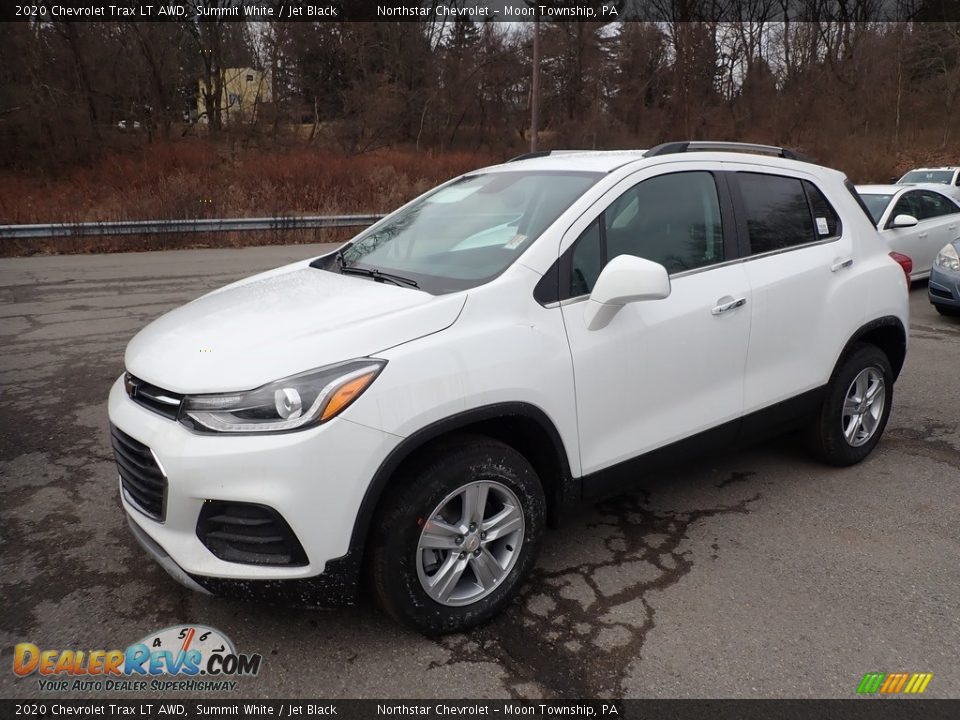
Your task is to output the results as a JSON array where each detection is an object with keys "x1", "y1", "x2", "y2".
[{"x1": 857, "y1": 184, "x2": 960, "y2": 280}]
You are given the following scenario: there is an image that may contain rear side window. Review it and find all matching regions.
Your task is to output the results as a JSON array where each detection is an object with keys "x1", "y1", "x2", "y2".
[
  {"x1": 918, "y1": 190, "x2": 958, "y2": 218},
  {"x1": 738, "y1": 173, "x2": 815, "y2": 254}
]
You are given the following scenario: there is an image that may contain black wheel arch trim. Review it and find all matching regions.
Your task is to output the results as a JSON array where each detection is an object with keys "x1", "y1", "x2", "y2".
[
  {"x1": 834, "y1": 315, "x2": 907, "y2": 381},
  {"x1": 348, "y1": 402, "x2": 577, "y2": 557}
]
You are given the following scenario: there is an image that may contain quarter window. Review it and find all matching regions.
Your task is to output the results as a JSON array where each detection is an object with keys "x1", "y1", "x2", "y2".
[
  {"x1": 569, "y1": 220, "x2": 603, "y2": 297},
  {"x1": 804, "y1": 180, "x2": 842, "y2": 238},
  {"x1": 738, "y1": 173, "x2": 815, "y2": 254}
]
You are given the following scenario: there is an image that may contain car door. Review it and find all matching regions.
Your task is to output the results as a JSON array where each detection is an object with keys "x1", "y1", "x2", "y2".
[
  {"x1": 882, "y1": 190, "x2": 926, "y2": 271},
  {"x1": 558, "y1": 167, "x2": 751, "y2": 478},
  {"x1": 727, "y1": 167, "x2": 850, "y2": 414},
  {"x1": 914, "y1": 190, "x2": 960, "y2": 275}
]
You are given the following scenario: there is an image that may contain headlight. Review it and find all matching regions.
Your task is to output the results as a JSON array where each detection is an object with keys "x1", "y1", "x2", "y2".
[
  {"x1": 179, "y1": 359, "x2": 385, "y2": 434},
  {"x1": 935, "y1": 243, "x2": 960, "y2": 273}
]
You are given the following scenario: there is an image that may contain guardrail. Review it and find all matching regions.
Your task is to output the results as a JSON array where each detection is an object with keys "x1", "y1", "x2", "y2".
[{"x1": 0, "y1": 214, "x2": 385, "y2": 240}]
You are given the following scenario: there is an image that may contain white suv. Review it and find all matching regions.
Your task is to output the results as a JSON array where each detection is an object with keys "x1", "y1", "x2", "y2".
[
  {"x1": 109, "y1": 142, "x2": 909, "y2": 635},
  {"x1": 896, "y1": 166, "x2": 960, "y2": 200}
]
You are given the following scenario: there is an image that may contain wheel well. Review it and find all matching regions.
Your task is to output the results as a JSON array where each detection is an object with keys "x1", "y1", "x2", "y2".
[
  {"x1": 351, "y1": 405, "x2": 575, "y2": 571},
  {"x1": 382, "y1": 415, "x2": 571, "y2": 527},
  {"x1": 851, "y1": 319, "x2": 906, "y2": 380},
  {"x1": 451, "y1": 415, "x2": 566, "y2": 521}
]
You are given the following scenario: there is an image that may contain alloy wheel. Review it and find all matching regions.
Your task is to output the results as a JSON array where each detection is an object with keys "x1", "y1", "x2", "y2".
[
  {"x1": 841, "y1": 367, "x2": 886, "y2": 447},
  {"x1": 416, "y1": 480, "x2": 525, "y2": 607}
]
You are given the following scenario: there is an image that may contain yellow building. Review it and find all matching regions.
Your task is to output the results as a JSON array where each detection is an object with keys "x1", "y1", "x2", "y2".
[{"x1": 198, "y1": 68, "x2": 271, "y2": 124}]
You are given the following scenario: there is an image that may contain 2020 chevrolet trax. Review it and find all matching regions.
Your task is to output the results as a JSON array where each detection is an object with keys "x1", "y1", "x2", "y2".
[{"x1": 109, "y1": 142, "x2": 909, "y2": 635}]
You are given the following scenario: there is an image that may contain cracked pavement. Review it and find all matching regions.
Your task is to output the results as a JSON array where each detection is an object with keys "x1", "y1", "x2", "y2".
[{"x1": 2, "y1": 244, "x2": 959, "y2": 699}]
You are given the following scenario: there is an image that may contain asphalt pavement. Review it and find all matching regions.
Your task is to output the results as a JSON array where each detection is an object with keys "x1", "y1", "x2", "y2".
[{"x1": 2, "y1": 244, "x2": 959, "y2": 699}]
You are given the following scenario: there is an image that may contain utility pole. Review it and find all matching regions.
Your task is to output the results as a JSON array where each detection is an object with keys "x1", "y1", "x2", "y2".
[{"x1": 530, "y1": 17, "x2": 540, "y2": 152}]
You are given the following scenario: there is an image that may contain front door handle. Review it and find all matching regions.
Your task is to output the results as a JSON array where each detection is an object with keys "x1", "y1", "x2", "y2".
[
  {"x1": 712, "y1": 297, "x2": 747, "y2": 315},
  {"x1": 830, "y1": 257, "x2": 854, "y2": 272},
  {"x1": 917, "y1": 233, "x2": 928, "y2": 239}
]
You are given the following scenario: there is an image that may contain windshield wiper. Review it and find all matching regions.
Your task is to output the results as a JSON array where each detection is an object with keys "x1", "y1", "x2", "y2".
[{"x1": 338, "y1": 265, "x2": 419, "y2": 289}]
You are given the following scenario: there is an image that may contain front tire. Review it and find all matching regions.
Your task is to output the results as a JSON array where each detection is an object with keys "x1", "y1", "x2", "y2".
[
  {"x1": 807, "y1": 343, "x2": 893, "y2": 467},
  {"x1": 368, "y1": 435, "x2": 545, "y2": 635},
  {"x1": 934, "y1": 304, "x2": 960, "y2": 317}
]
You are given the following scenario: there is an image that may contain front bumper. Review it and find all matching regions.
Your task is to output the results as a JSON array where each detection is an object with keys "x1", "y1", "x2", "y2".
[
  {"x1": 107, "y1": 376, "x2": 401, "y2": 602},
  {"x1": 127, "y1": 514, "x2": 362, "y2": 606},
  {"x1": 929, "y1": 265, "x2": 960, "y2": 309}
]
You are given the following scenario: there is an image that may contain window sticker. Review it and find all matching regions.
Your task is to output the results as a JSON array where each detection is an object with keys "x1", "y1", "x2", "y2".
[
  {"x1": 504, "y1": 234, "x2": 527, "y2": 250},
  {"x1": 816, "y1": 217, "x2": 830, "y2": 235}
]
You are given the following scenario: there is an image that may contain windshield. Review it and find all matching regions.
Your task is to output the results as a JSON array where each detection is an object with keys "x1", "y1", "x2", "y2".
[
  {"x1": 899, "y1": 170, "x2": 954, "y2": 185},
  {"x1": 859, "y1": 193, "x2": 893, "y2": 225},
  {"x1": 322, "y1": 171, "x2": 602, "y2": 294}
]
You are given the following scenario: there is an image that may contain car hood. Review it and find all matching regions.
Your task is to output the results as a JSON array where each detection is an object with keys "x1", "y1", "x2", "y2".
[{"x1": 125, "y1": 264, "x2": 466, "y2": 393}]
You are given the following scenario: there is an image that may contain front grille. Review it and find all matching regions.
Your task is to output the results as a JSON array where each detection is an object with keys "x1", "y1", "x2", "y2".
[
  {"x1": 197, "y1": 501, "x2": 308, "y2": 567},
  {"x1": 930, "y1": 286, "x2": 954, "y2": 300},
  {"x1": 110, "y1": 425, "x2": 167, "y2": 521},
  {"x1": 125, "y1": 373, "x2": 183, "y2": 420}
]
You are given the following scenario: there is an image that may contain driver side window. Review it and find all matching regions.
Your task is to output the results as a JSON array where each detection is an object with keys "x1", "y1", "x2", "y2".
[
  {"x1": 890, "y1": 192, "x2": 922, "y2": 222},
  {"x1": 604, "y1": 171, "x2": 724, "y2": 274},
  {"x1": 566, "y1": 171, "x2": 725, "y2": 297}
]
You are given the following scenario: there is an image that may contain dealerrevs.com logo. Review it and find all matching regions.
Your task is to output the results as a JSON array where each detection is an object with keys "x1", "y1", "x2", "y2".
[{"x1": 13, "y1": 625, "x2": 262, "y2": 693}]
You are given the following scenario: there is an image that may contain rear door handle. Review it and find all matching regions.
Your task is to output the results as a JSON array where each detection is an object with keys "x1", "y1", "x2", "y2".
[
  {"x1": 917, "y1": 233, "x2": 928, "y2": 239},
  {"x1": 712, "y1": 297, "x2": 747, "y2": 315},
  {"x1": 830, "y1": 257, "x2": 854, "y2": 272}
]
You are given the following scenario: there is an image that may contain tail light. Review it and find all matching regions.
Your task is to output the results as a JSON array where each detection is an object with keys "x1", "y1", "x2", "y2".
[{"x1": 889, "y1": 251, "x2": 913, "y2": 284}]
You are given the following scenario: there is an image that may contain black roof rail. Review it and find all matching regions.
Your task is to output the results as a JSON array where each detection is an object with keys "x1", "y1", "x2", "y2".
[
  {"x1": 644, "y1": 141, "x2": 814, "y2": 163},
  {"x1": 507, "y1": 150, "x2": 553, "y2": 162}
]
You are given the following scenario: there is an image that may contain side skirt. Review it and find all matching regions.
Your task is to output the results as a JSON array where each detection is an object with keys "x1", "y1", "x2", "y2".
[{"x1": 577, "y1": 385, "x2": 827, "y2": 503}]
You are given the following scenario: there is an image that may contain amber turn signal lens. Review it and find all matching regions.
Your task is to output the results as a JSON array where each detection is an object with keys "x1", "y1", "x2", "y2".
[{"x1": 320, "y1": 371, "x2": 378, "y2": 421}]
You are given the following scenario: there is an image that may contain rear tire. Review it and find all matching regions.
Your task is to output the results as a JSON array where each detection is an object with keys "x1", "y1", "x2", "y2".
[
  {"x1": 368, "y1": 435, "x2": 545, "y2": 635},
  {"x1": 807, "y1": 344, "x2": 893, "y2": 467}
]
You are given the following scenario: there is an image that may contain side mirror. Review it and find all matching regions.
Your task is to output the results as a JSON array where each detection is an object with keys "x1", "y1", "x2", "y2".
[
  {"x1": 891, "y1": 214, "x2": 918, "y2": 228},
  {"x1": 583, "y1": 254, "x2": 671, "y2": 331}
]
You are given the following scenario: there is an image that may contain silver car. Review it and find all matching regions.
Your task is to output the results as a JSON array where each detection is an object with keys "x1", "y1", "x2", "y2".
[{"x1": 929, "y1": 239, "x2": 960, "y2": 316}]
